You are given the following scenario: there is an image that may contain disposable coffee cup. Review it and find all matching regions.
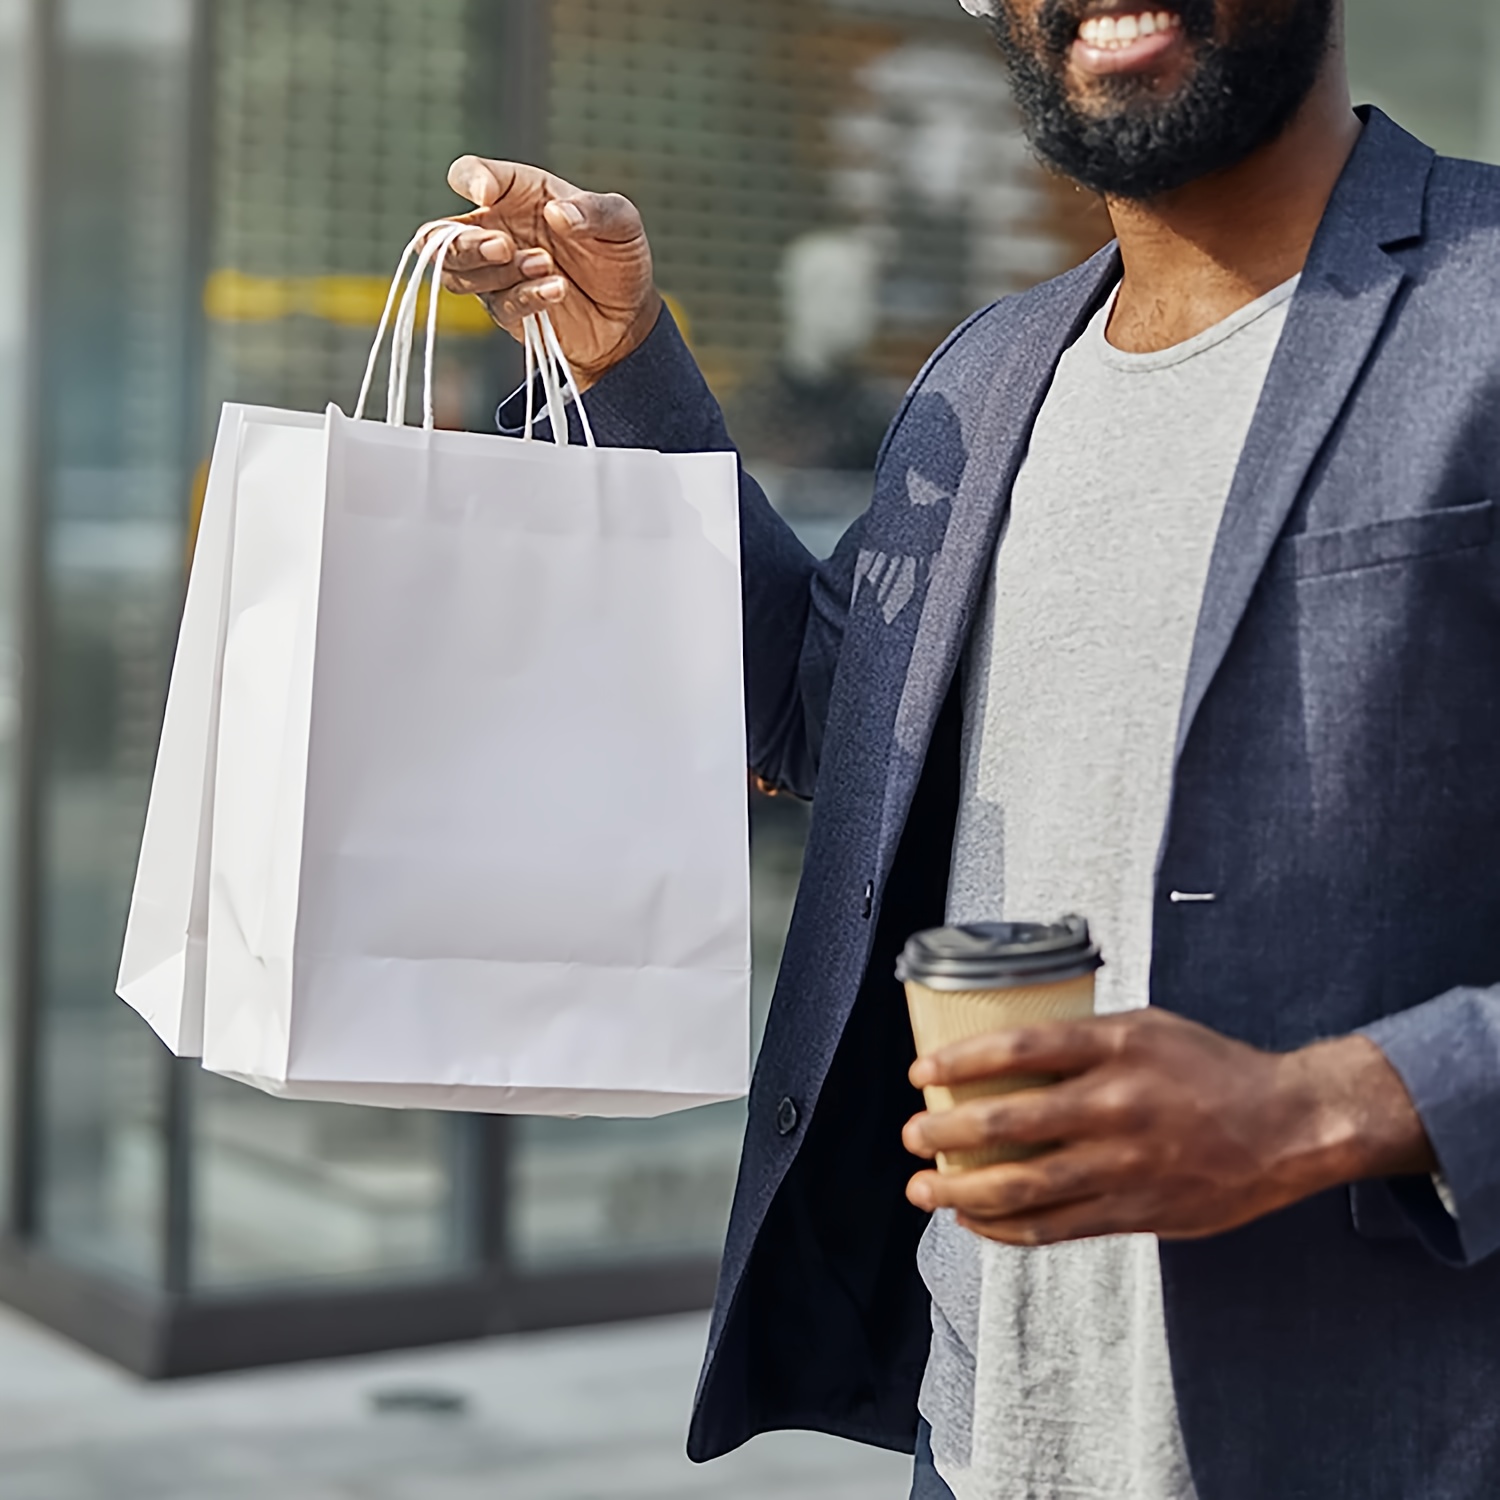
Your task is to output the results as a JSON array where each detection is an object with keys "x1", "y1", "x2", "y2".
[{"x1": 897, "y1": 917, "x2": 1101, "y2": 1174}]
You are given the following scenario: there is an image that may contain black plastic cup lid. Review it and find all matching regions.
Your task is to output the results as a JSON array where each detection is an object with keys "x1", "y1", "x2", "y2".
[{"x1": 895, "y1": 916, "x2": 1102, "y2": 991}]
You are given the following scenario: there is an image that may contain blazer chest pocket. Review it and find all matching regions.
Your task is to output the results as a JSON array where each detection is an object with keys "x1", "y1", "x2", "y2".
[{"x1": 1281, "y1": 500, "x2": 1494, "y2": 581}]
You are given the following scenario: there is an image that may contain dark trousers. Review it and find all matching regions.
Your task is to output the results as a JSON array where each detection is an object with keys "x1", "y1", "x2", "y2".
[{"x1": 911, "y1": 1419, "x2": 958, "y2": 1500}]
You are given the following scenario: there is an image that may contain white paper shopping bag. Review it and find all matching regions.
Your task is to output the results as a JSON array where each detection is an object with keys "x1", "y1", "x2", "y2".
[
  {"x1": 194, "y1": 223, "x2": 750, "y2": 1116},
  {"x1": 117, "y1": 402, "x2": 324, "y2": 1056}
]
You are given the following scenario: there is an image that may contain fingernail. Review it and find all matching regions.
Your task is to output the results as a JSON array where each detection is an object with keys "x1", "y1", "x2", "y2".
[
  {"x1": 480, "y1": 237, "x2": 514, "y2": 264},
  {"x1": 909, "y1": 1180, "x2": 935, "y2": 1211},
  {"x1": 538, "y1": 278, "x2": 567, "y2": 302},
  {"x1": 554, "y1": 201, "x2": 585, "y2": 229},
  {"x1": 517, "y1": 250, "x2": 551, "y2": 277}
]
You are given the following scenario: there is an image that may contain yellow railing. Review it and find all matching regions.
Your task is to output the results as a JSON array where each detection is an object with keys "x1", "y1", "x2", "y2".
[
  {"x1": 206, "y1": 271, "x2": 696, "y2": 348},
  {"x1": 203, "y1": 269, "x2": 496, "y2": 335}
]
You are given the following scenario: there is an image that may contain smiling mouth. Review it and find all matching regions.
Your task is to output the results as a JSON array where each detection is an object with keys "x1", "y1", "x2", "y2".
[{"x1": 1072, "y1": 8, "x2": 1187, "y2": 77}]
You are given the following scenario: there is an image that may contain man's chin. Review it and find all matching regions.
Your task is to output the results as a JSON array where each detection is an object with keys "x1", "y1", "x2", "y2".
[
  {"x1": 994, "y1": 0, "x2": 1335, "y2": 199},
  {"x1": 1062, "y1": 48, "x2": 1201, "y2": 120}
]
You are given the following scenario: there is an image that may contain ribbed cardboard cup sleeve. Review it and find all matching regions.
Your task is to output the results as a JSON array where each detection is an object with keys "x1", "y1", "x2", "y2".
[{"x1": 905, "y1": 974, "x2": 1097, "y2": 1174}]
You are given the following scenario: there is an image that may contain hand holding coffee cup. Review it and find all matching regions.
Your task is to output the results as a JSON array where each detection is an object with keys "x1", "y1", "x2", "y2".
[{"x1": 897, "y1": 918, "x2": 1102, "y2": 1174}]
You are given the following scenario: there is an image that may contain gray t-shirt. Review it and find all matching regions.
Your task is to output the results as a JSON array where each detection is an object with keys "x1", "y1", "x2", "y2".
[{"x1": 920, "y1": 276, "x2": 1299, "y2": 1500}]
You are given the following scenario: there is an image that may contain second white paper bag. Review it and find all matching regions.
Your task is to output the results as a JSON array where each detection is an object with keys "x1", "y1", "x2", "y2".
[{"x1": 200, "y1": 233, "x2": 750, "y2": 1116}]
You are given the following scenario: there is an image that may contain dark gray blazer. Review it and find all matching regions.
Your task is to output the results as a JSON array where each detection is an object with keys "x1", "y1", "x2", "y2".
[{"x1": 502, "y1": 108, "x2": 1500, "y2": 1499}]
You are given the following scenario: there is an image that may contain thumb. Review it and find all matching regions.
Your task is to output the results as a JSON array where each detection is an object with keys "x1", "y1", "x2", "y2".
[
  {"x1": 543, "y1": 190, "x2": 641, "y2": 241},
  {"x1": 446, "y1": 154, "x2": 524, "y2": 208}
]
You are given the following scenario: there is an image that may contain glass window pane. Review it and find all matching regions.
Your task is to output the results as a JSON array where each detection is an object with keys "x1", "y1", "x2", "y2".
[
  {"x1": 0, "y1": 0, "x2": 35, "y2": 1224},
  {"x1": 206, "y1": 0, "x2": 506, "y2": 435},
  {"x1": 33, "y1": 0, "x2": 200, "y2": 1283},
  {"x1": 191, "y1": 1074, "x2": 470, "y2": 1289},
  {"x1": 186, "y1": 0, "x2": 506, "y2": 1290},
  {"x1": 1347, "y1": 0, "x2": 1498, "y2": 162}
]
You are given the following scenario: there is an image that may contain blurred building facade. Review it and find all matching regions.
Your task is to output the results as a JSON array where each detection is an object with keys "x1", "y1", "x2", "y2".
[{"x1": 0, "y1": 0, "x2": 1491, "y2": 1376}]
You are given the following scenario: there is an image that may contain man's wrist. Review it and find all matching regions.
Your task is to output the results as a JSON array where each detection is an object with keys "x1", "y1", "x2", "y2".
[
  {"x1": 574, "y1": 291, "x2": 664, "y2": 392},
  {"x1": 1273, "y1": 1034, "x2": 1437, "y2": 1198}
]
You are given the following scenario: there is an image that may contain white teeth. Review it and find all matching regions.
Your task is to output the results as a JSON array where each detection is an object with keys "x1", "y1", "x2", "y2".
[{"x1": 1078, "y1": 9, "x2": 1180, "y2": 49}]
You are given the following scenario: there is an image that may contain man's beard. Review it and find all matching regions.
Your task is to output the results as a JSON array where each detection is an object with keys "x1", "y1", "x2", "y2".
[{"x1": 988, "y1": 0, "x2": 1337, "y2": 200}]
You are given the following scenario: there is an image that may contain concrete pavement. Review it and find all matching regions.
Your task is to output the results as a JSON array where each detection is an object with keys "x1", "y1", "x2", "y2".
[{"x1": 0, "y1": 1305, "x2": 912, "y2": 1499}]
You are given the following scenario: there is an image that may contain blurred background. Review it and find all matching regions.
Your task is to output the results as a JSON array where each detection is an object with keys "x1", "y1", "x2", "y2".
[{"x1": 0, "y1": 0, "x2": 1492, "y2": 1446}]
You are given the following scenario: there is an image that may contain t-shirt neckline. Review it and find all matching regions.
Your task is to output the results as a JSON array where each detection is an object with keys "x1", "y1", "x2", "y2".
[{"x1": 1091, "y1": 274, "x2": 1302, "y2": 373}]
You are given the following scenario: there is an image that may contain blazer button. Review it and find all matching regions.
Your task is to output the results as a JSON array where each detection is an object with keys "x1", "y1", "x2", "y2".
[{"x1": 775, "y1": 1097, "x2": 800, "y2": 1137}]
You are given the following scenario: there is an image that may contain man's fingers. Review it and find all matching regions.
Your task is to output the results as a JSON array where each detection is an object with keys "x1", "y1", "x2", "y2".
[
  {"x1": 441, "y1": 226, "x2": 557, "y2": 276},
  {"x1": 441, "y1": 251, "x2": 557, "y2": 298},
  {"x1": 956, "y1": 1197, "x2": 1123, "y2": 1247},
  {"x1": 476, "y1": 277, "x2": 570, "y2": 328},
  {"x1": 439, "y1": 227, "x2": 520, "y2": 271},
  {"x1": 544, "y1": 189, "x2": 644, "y2": 243},
  {"x1": 903, "y1": 1079, "x2": 1096, "y2": 1158},
  {"x1": 447, "y1": 155, "x2": 516, "y2": 208},
  {"x1": 911, "y1": 1019, "x2": 1119, "y2": 1090},
  {"x1": 441, "y1": 266, "x2": 525, "y2": 299},
  {"x1": 907, "y1": 1141, "x2": 1126, "y2": 1221},
  {"x1": 447, "y1": 155, "x2": 590, "y2": 218}
]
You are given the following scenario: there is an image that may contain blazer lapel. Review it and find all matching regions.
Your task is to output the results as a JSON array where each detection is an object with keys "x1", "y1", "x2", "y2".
[
  {"x1": 1175, "y1": 110, "x2": 1434, "y2": 761},
  {"x1": 878, "y1": 246, "x2": 1121, "y2": 865}
]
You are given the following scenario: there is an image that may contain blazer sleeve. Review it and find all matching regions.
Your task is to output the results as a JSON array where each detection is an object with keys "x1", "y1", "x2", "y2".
[
  {"x1": 1361, "y1": 986, "x2": 1500, "y2": 1266},
  {"x1": 496, "y1": 305, "x2": 858, "y2": 799}
]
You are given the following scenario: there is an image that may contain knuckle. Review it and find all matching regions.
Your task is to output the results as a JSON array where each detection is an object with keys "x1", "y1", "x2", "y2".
[
  {"x1": 1034, "y1": 1155, "x2": 1078, "y2": 1198},
  {"x1": 1006, "y1": 1029, "x2": 1043, "y2": 1065},
  {"x1": 1021, "y1": 1168, "x2": 1061, "y2": 1211},
  {"x1": 1013, "y1": 1217, "x2": 1053, "y2": 1247},
  {"x1": 1119, "y1": 1010, "x2": 1166, "y2": 1051},
  {"x1": 994, "y1": 1164, "x2": 1047, "y2": 1211},
  {"x1": 1093, "y1": 1079, "x2": 1148, "y2": 1130},
  {"x1": 976, "y1": 1101, "x2": 1012, "y2": 1144},
  {"x1": 951, "y1": 1170, "x2": 1005, "y2": 1213},
  {"x1": 988, "y1": 1101, "x2": 1031, "y2": 1144},
  {"x1": 1009, "y1": 1096, "x2": 1057, "y2": 1143}
]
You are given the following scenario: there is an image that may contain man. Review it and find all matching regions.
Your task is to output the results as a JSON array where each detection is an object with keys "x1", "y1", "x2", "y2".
[{"x1": 440, "y1": 1, "x2": 1500, "y2": 1495}]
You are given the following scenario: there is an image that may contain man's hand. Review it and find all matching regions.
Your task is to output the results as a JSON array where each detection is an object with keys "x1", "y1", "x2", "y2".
[
  {"x1": 903, "y1": 1009, "x2": 1436, "y2": 1246},
  {"x1": 438, "y1": 157, "x2": 661, "y2": 389}
]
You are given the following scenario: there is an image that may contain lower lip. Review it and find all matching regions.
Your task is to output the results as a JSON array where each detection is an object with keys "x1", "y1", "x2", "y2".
[{"x1": 1071, "y1": 27, "x2": 1185, "y2": 77}]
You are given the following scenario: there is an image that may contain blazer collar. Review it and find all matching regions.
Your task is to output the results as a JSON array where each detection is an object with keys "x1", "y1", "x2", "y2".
[
  {"x1": 876, "y1": 109, "x2": 1435, "y2": 874},
  {"x1": 1174, "y1": 107, "x2": 1435, "y2": 762},
  {"x1": 878, "y1": 245, "x2": 1120, "y2": 864}
]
